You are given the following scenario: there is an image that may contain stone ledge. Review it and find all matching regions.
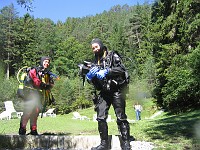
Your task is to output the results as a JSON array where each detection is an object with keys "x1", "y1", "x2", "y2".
[{"x1": 0, "y1": 135, "x2": 123, "y2": 150}]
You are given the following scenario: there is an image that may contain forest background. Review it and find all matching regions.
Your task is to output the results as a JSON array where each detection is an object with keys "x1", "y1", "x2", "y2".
[{"x1": 0, "y1": 0, "x2": 200, "y2": 114}]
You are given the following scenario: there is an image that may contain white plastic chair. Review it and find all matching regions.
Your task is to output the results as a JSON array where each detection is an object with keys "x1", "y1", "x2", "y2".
[
  {"x1": 0, "y1": 101, "x2": 18, "y2": 120},
  {"x1": 93, "y1": 114, "x2": 97, "y2": 122},
  {"x1": 72, "y1": 112, "x2": 90, "y2": 120},
  {"x1": 45, "y1": 108, "x2": 56, "y2": 117}
]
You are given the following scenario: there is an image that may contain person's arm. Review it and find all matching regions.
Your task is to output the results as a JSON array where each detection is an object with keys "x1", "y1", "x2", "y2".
[
  {"x1": 107, "y1": 52, "x2": 126, "y2": 77},
  {"x1": 29, "y1": 68, "x2": 41, "y2": 88},
  {"x1": 140, "y1": 105, "x2": 143, "y2": 111},
  {"x1": 48, "y1": 74, "x2": 54, "y2": 89}
]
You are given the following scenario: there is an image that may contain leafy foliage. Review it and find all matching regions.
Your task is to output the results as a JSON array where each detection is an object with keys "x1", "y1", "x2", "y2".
[
  {"x1": 151, "y1": 0, "x2": 200, "y2": 112},
  {"x1": 0, "y1": 1, "x2": 199, "y2": 114}
]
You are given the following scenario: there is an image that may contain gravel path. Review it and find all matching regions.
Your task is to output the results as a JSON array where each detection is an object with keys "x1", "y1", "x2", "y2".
[{"x1": 130, "y1": 141, "x2": 155, "y2": 150}]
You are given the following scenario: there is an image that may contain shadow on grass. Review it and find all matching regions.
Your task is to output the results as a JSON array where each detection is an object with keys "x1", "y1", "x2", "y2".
[
  {"x1": 152, "y1": 113, "x2": 198, "y2": 138},
  {"x1": 144, "y1": 110, "x2": 200, "y2": 142}
]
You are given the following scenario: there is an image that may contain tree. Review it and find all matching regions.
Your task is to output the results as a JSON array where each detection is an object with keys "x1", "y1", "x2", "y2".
[
  {"x1": 0, "y1": 4, "x2": 19, "y2": 79},
  {"x1": 151, "y1": 0, "x2": 200, "y2": 112},
  {"x1": 15, "y1": 13, "x2": 37, "y2": 68},
  {"x1": 54, "y1": 37, "x2": 86, "y2": 77},
  {"x1": 17, "y1": 0, "x2": 34, "y2": 12}
]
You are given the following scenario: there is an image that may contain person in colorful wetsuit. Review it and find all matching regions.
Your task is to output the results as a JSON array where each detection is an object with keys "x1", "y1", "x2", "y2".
[{"x1": 18, "y1": 56, "x2": 54, "y2": 135}]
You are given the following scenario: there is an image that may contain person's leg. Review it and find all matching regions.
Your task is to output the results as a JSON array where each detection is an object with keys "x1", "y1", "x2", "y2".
[
  {"x1": 30, "y1": 107, "x2": 40, "y2": 135},
  {"x1": 19, "y1": 100, "x2": 33, "y2": 135},
  {"x1": 91, "y1": 121, "x2": 109, "y2": 150},
  {"x1": 136, "y1": 110, "x2": 139, "y2": 120},
  {"x1": 29, "y1": 91, "x2": 42, "y2": 135},
  {"x1": 91, "y1": 93, "x2": 110, "y2": 150},
  {"x1": 113, "y1": 91, "x2": 131, "y2": 150},
  {"x1": 138, "y1": 111, "x2": 141, "y2": 120},
  {"x1": 19, "y1": 113, "x2": 30, "y2": 135}
]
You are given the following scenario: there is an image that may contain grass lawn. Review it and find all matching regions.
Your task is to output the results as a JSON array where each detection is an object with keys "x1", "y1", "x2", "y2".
[
  {"x1": 0, "y1": 99, "x2": 199, "y2": 149},
  {"x1": 131, "y1": 110, "x2": 200, "y2": 150}
]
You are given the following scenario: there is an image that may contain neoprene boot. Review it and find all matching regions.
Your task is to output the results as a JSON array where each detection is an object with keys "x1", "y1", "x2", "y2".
[
  {"x1": 118, "y1": 122, "x2": 131, "y2": 150},
  {"x1": 19, "y1": 120, "x2": 26, "y2": 135},
  {"x1": 91, "y1": 121, "x2": 109, "y2": 150},
  {"x1": 18, "y1": 127, "x2": 26, "y2": 135},
  {"x1": 30, "y1": 130, "x2": 39, "y2": 135},
  {"x1": 30, "y1": 125, "x2": 39, "y2": 135}
]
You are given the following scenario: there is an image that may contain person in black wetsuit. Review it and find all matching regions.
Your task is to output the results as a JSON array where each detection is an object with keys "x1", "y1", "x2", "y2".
[{"x1": 86, "y1": 38, "x2": 131, "y2": 150}]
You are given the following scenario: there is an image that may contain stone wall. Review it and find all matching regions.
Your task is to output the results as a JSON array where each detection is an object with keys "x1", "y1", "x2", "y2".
[{"x1": 0, "y1": 135, "x2": 119, "y2": 150}]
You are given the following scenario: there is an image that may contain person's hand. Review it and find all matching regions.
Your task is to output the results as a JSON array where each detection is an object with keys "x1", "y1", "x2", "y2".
[
  {"x1": 45, "y1": 84, "x2": 52, "y2": 90},
  {"x1": 96, "y1": 69, "x2": 108, "y2": 80},
  {"x1": 86, "y1": 66, "x2": 99, "y2": 80},
  {"x1": 40, "y1": 82, "x2": 51, "y2": 90}
]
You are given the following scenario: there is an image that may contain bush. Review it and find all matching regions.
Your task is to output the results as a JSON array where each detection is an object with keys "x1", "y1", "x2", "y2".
[
  {"x1": 11, "y1": 112, "x2": 18, "y2": 119},
  {"x1": 0, "y1": 77, "x2": 18, "y2": 103}
]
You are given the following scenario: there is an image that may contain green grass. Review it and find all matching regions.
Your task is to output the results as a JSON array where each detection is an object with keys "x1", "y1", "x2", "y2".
[
  {"x1": 130, "y1": 110, "x2": 200, "y2": 150},
  {"x1": 0, "y1": 99, "x2": 199, "y2": 149}
]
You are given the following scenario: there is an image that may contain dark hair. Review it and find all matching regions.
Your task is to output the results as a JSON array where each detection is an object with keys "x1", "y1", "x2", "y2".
[
  {"x1": 40, "y1": 56, "x2": 51, "y2": 66},
  {"x1": 91, "y1": 38, "x2": 104, "y2": 51}
]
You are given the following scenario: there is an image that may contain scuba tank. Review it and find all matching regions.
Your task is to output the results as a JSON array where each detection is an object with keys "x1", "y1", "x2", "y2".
[{"x1": 16, "y1": 66, "x2": 30, "y2": 99}]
